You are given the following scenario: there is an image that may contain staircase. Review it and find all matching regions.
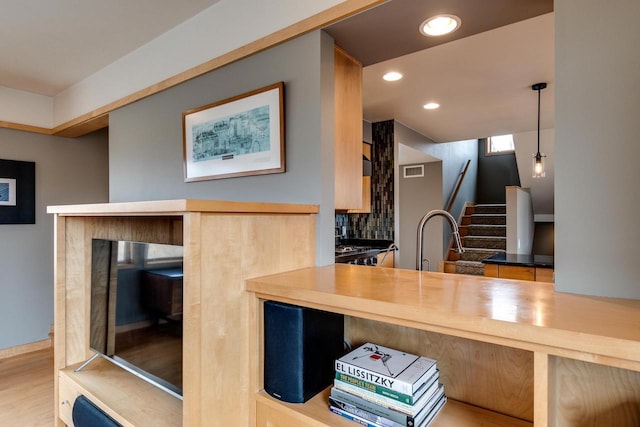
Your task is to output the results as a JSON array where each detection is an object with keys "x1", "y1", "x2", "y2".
[{"x1": 444, "y1": 204, "x2": 506, "y2": 276}]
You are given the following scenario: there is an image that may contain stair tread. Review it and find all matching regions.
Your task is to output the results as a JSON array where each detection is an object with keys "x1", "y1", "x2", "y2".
[
  {"x1": 449, "y1": 203, "x2": 506, "y2": 276},
  {"x1": 455, "y1": 260, "x2": 486, "y2": 276},
  {"x1": 455, "y1": 260, "x2": 485, "y2": 266}
]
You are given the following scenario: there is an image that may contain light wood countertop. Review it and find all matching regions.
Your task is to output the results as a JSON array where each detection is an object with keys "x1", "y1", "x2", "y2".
[
  {"x1": 246, "y1": 264, "x2": 640, "y2": 370},
  {"x1": 47, "y1": 199, "x2": 319, "y2": 216}
]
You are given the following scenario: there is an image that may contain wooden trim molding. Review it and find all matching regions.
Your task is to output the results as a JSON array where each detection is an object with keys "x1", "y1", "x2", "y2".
[
  {"x1": 52, "y1": 114, "x2": 109, "y2": 138},
  {"x1": 0, "y1": 115, "x2": 109, "y2": 137},
  {"x1": 0, "y1": 120, "x2": 52, "y2": 136},
  {"x1": 2, "y1": 0, "x2": 383, "y2": 139},
  {"x1": 0, "y1": 338, "x2": 52, "y2": 360}
]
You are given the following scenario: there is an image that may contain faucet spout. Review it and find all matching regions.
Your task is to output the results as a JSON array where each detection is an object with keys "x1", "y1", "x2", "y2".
[{"x1": 416, "y1": 209, "x2": 464, "y2": 271}]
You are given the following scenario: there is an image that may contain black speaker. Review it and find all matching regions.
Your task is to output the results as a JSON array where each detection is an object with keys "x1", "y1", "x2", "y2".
[{"x1": 264, "y1": 301, "x2": 344, "y2": 403}]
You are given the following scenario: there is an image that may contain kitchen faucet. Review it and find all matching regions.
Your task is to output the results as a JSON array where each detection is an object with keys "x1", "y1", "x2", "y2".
[{"x1": 416, "y1": 209, "x2": 464, "y2": 271}]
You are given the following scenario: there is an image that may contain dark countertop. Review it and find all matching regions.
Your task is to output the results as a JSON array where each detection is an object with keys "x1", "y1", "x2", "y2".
[
  {"x1": 482, "y1": 252, "x2": 554, "y2": 268},
  {"x1": 338, "y1": 238, "x2": 395, "y2": 249}
]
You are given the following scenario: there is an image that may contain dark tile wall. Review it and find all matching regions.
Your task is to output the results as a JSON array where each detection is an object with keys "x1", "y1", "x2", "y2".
[{"x1": 336, "y1": 120, "x2": 394, "y2": 240}]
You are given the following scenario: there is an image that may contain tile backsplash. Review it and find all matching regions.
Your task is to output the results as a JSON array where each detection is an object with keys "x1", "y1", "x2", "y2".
[{"x1": 336, "y1": 120, "x2": 394, "y2": 241}]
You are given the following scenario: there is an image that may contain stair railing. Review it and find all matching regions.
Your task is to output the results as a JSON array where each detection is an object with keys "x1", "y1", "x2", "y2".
[{"x1": 445, "y1": 159, "x2": 471, "y2": 213}]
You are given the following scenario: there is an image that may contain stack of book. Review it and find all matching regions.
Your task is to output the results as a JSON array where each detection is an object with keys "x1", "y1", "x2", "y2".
[{"x1": 329, "y1": 342, "x2": 446, "y2": 427}]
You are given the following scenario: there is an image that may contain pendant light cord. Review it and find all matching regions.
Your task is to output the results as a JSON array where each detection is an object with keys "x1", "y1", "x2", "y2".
[
  {"x1": 537, "y1": 86, "x2": 541, "y2": 154},
  {"x1": 532, "y1": 82, "x2": 547, "y2": 158}
]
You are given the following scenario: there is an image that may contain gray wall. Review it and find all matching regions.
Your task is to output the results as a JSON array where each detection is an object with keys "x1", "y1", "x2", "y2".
[
  {"x1": 394, "y1": 122, "x2": 477, "y2": 256},
  {"x1": 555, "y1": 0, "x2": 640, "y2": 299},
  {"x1": 0, "y1": 128, "x2": 108, "y2": 349},
  {"x1": 109, "y1": 31, "x2": 336, "y2": 265},
  {"x1": 399, "y1": 161, "x2": 443, "y2": 270},
  {"x1": 394, "y1": 123, "x2": 477, "y2": 220}
]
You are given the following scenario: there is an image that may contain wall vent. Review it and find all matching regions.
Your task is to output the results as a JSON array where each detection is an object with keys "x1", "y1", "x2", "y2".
[{"x1": 403, "y1": 165, "x2": 424, "y2": 178}]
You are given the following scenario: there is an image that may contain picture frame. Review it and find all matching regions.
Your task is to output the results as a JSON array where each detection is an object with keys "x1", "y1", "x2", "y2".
[
  {"x1": 0, "y1": 178, "x2": 17, "y2": 206},
  {"x1": 182, "y1": 82, "x2": 285, "y2": 181},
  {"x1": 0, "y1": 159, "x2": 35, "y2": 224}
]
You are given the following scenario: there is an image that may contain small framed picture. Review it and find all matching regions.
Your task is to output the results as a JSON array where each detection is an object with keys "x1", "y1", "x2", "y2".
[
  {"x1": 0, "y1": 159, "x2": 35, "y2": 224},
  {"x1": 182, "y1": 82, "x2": 285, "y2": 181},
  {"x1": 0, "y1": 178, "x2": 16, "y2": 206}
]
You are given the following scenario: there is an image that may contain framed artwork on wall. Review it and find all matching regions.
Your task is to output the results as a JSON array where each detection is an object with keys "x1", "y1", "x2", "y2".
[
  {"x1": 0, "y1": 178, "x2": 17, "y2": 206},
  {"x1": 0, "y1": 159, "x2": 35, "y2": 224},
  {"x1": 182, "y1": 82, "x2": 285, "y2": 181}
]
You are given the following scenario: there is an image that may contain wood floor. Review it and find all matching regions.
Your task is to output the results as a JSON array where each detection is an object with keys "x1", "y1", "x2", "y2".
[{"x1": 0, "y1": 348, "x2": 54, "y2": 426}]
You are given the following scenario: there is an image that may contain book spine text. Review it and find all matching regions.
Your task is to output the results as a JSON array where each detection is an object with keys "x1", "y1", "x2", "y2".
[{"x1": 336, "y1": 373, "x2": 415, "y2": 405}]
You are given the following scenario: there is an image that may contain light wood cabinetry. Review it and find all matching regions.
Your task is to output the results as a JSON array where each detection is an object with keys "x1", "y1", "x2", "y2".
[
  {"x1": 48, "y1": 199, "x2": 318, "y2": 427},
  {"x1": 483, "y1": 263, "x2": 499, "y2": 277},
  {"x1": 487, "y1": 264, "x2": 535, "y2": 280},
  {"x1": 535, "y1": 267, "x2": 554, "y2": 282},
  {"x1": 247, "y1": 265, "x2": 640, "y2": 427},
  {"x1": 334, "y1": 45, "x2": 363, "y2": 211},
  {"x1": 58, "y1": 359, "x2": 182, "y2": 427},
  {"x1": 485, "y1": 264, "x2": 554, "y2": 282},
  {"x1": 362, "y1": 142, "x2": 371, "y2": 213},
  {"x1": 347, "y1": 142, "x2": 372, "y2": 214},
  {"x1": 254, "y1": 387, "x2": 531, "y2": 427},
  {"x1": 58, "y1": 375, "x2": 79, "y2": 426}
]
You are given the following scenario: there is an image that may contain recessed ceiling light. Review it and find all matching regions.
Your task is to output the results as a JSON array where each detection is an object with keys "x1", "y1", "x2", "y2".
[
  {"x1": 383, "y1": 71, "x2": 403, "y2": 82},
  {"x1": 423, "y1": 102, "x2": 440, "y2": 110},
  {"x1": 420, "y1": 14, "x2": 461, "y2": 37}
]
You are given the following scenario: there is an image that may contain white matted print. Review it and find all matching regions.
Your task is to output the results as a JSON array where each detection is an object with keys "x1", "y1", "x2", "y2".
[
  {"x1": 0, "y1": 178, "x2": 16, "y2": 206},
  {"x1": 182, "y1": 82, "x2": 285, "y2": 181}
]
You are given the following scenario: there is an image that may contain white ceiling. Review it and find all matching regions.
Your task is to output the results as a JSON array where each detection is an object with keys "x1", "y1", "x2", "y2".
[
  {"x1": 0, "y1": 0, "x2": 220, "y2": 96},
  {"x1": 363, "y1": 12, "x2": 554, "y2": 143},
  {"x1": 1, "y1": 1, "x2": 554, "y2": 146}
]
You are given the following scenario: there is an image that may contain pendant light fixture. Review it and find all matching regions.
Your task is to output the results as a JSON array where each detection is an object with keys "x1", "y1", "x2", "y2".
[{"x1": 531, "y1": 82, "x2": 547, "y2": 178}]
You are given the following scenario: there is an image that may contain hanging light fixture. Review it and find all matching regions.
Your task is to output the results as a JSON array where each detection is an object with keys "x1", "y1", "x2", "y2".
[{"x1": 531, "y1": 82, "x2": 547, "y2": 178}]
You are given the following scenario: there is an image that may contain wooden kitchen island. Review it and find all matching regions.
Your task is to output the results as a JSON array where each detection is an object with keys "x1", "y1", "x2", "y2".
[{"x1": 247, "y1": 264, "x2": 640, "y2": 427}]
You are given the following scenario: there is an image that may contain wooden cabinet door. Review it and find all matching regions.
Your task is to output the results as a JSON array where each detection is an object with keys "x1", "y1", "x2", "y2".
[
  {"x1": 334, "y1": 45, "x2": 363, "y2": 210},
  {"x1": 535, "y1": 268, "x2": 554, "y2": 282},
  {"x1": 499, "y1": 265, "x2": 535, "y2": 281},
  {"x1": 348, "y1": 142, "x2": 372, "y2": 213}
]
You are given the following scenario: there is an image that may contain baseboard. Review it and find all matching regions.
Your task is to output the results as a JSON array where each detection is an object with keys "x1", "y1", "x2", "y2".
[{"x1": 0, "y1": 338, "x2": 52, "y2": 360}]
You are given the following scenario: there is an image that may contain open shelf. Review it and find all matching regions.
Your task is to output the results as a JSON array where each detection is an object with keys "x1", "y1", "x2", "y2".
[
  {"x1": 256, "y1": 387, "x2": 532, "y2": 427},
  {"x1": 60, "y1": 356, "x2": 182, "y2": 426},
  {"x1": 248, "y1": 264, "x2": 640, "y2": 426}
]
